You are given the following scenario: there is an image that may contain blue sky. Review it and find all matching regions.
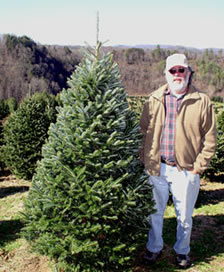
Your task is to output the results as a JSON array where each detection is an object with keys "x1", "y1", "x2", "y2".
[{"x1": 1, "y1": 0, "x2": 224, "y2": 49}]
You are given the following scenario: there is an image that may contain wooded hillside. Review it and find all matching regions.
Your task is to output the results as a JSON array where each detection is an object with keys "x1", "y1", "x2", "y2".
[
  {"x1": 0, "y1": 34, "x2": 224, "y2": 102},
  {"x1": 112, "y1": 45, "x2": 224, "y2": 97},
  {"x1": 0, "y1": 35, "x2": 81, "y2": 102}
]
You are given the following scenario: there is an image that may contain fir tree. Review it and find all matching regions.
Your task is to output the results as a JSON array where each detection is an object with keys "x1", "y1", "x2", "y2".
[
  {"x1": 2, "y1": 92, "x2": 58, "y2": 180},
  {"x1": 0, "y1": 122, "x2": 5, "y2": 171},
  {"x1": 0, "y1": 99, "x2": 9, "y2": 119},
  {"x1": 204, "y1": 108, "x2": 224, "y2": 179},
  {"x1": 23, "y1": 44, "x2": 155, "y2": 271}
]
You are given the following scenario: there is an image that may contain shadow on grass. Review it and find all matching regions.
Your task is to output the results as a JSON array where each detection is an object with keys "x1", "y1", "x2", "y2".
[
  {"x1": 191, "y1": 215, "x2": 224, "y2": 257},
  {"x1": 133, "y1": 214, "x2": 224, "y2": 271},
  {"x1": 196, "y1": 188, "x2": 224, "y2": 207},
  {"x1": 0, "y1": 219, "x2": 24, "y2": 248},
  {"x1": 0, "y1": 169, "x2": 12, "y2": 181},
  {"x1": 0, "y1": 186, "x2": 29, "y2": 198},
  {"x1": 202, "y1": 174, "x2": 224, "y2": 183}
]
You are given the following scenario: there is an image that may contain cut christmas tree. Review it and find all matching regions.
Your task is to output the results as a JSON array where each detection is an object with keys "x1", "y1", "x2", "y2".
[{"x1": 23, "y1": 43, "x2": 155, "y2": 272}]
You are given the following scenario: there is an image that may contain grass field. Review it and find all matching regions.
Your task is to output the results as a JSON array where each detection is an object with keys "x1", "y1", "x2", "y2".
[{"x1": 0, "y1": 170, "x2": 223, "y2": 272}]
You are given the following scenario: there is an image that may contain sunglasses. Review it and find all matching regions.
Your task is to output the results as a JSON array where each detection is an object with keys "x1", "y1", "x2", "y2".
[{"x1": 169, "y1": 67, "x2": 186, "y2": 74}]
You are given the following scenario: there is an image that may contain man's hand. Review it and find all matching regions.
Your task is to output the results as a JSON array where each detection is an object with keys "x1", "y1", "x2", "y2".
[{"x1": 189, "y1": 168, "x2": 198, "y2": 175}]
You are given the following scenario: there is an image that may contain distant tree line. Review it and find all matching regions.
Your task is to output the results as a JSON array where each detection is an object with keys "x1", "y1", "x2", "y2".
[
  {"x1": 112, "y1": 45, "x2": 224, "y2": 97},
  {"x1": 0, "y1": 35, "x2": 224, "y2": 103}
]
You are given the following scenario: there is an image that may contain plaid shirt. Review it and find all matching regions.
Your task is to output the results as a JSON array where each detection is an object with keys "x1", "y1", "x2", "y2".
[{"x1": 160, "y1": 90, "x2": 185, "y2": 162}]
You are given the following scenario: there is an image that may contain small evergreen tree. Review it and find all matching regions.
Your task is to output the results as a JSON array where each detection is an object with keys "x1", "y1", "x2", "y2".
[
  {"x1": 0, "y1": 99, "x2": 9, "y2": 120},
  {"x1": 6, "y1": 97, "x2": 18, "y2": 113},
  {"x1": 204, "y1": 109, "x2": 224, "y2": 179},
  {"x1": 211, "y1": 96, "x2": 223, "y2": 103},
  {"x1": 23, "y1": 44, "x2": 154, "y2": 271},
  {"x1": 2, "y1": 91, "x2": 58, "y2": 180},
  {"x1": 0, "y1": 122, "x2": 5, "y2": 171}
]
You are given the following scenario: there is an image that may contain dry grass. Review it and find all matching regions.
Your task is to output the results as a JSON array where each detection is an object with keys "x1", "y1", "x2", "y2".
[{"x1": 0, "y1": 170, "x2": 52, "y2": 272}]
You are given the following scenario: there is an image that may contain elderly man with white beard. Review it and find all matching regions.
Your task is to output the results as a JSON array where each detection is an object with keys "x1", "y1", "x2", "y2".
[{"x1": 139, "y1": 53, "x2": 216, "y2": 269}]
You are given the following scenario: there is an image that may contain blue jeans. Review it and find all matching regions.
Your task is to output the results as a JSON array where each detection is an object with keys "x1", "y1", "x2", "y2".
[{"x1": 147, "y1": 163, "x2": 200, "y2": 255}]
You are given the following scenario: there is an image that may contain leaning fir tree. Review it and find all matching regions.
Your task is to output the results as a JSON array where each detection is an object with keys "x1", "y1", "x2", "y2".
[{"x1": 23, "y1": 43, "x2": 155, "y2": 272}]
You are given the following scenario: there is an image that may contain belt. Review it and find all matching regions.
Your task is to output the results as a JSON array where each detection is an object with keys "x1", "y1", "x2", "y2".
[{"x1": 161, "y1": 158, "x2": 176, "y2": 166}]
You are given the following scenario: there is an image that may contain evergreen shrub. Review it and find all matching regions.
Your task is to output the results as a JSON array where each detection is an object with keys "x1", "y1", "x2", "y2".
[
  {"x1": 6, "y1": 97, "x2": 18, "y2": 113},
  {"x1": 2, "y1": 91, "x2": 58, "y2": 180},
  {"x1": 211, "y1": 96, "x2": 224, "y2": 103},
  {"x1": 0, "y1": 99, "x2": 9, "y2": 120},
  {"x1": 127, "y1": 96, "x2": 148, "y2": 118},
  {"x1": 204, "y1": 108, "x2": 224, "y2": 178},
  {"x1": 23, "y1": 45, "x2": 155, "y2": 271},
  {"x1": 0, "y1": 122, "x2": 5, "y2": 170}
]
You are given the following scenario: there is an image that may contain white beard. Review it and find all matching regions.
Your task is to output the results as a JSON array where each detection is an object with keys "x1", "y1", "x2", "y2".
[{"x1": 165, "y1": 71, "x2": 190, "y2": 96}]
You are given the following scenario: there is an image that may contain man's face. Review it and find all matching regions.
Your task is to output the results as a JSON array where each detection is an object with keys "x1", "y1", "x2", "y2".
[{"x1": 165, "y1": 65, "x2": 190, "y2": 94}]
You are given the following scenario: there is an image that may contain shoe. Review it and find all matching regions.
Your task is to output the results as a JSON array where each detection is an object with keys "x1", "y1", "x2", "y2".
[
  {"x1": 143, "y1": 249, "x2": 162, "y2": 265},
  {"x1": 176, "y1": 254, "x2": 191, "y2": 269}
]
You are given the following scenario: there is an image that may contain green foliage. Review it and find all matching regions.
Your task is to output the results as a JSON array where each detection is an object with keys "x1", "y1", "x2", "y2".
[
  {"x1": 2, "y1": 92, "x2": 58, "y2": 180},
  {"x1": 151, "y1": 45, "x2": 166, "y2": 61},
  {"x1": 204, "y1": 107, "x2": 224, "y2": 179},
  {"x1": 198, "y1": 59, "x2": 224, "y2": 90},
  {"x1": 6, "y1": 97, "x2": 18, "y2": 113},
  {"x1": 0, "y1": 99, "x2": 9, "y2": 120},
  {"x1": 23, "y1": 45, "x2": 155, "y2": 271},
  {"x1": 212, "y1": 96, "x2": 224, "y2": 103},
  {"x1": 5, "y1": 34, "x2": 36, "y2": 51},
  {"x1": 128, "y1": 96, "x2": 148, "y2": 118},
  {"x1": 0, "y1": 122, "x2": 6, "y2": 170}
]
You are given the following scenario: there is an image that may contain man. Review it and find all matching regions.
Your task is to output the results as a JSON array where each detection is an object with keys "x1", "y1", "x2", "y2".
[{"x1": 139, "y1": 53, "x2": 216, "y2": 269}]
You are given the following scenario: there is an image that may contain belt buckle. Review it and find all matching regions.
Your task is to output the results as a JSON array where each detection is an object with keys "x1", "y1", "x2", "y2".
[
  {"x1": 161, "y1": 158, "x2": 176, "y2": 166},
  {"x1": 166, "y1": 161, "x2": 176, "y2": 166}
]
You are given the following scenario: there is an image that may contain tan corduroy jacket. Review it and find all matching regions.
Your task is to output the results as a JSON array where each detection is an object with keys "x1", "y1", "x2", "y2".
[{"x1": 139, "y1": 83, "x2": 216, "y2": 176}]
